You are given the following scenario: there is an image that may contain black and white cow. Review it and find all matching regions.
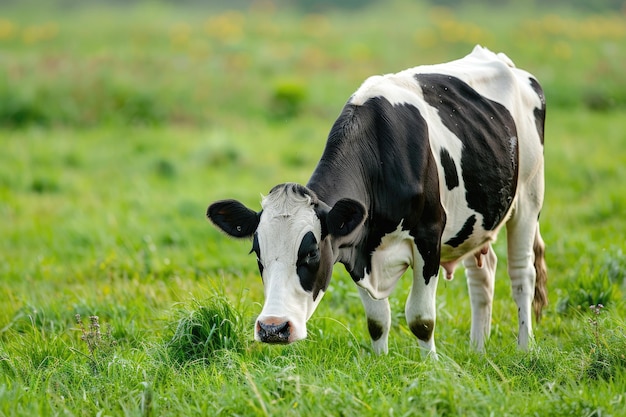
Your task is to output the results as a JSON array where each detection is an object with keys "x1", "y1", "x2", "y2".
[{"x1": 208, "y1": 46, "x2": 548, "y2": 356}]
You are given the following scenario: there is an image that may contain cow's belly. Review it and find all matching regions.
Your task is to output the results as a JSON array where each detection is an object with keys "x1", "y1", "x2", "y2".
[
  {"x1": 438, "y1": 201, "x2": 513, "y2": 280},
  {"x1": 438, "y1": 234, "x2": 493, "y2": 281},
  {"x1": 440, "y1": 234, "x2": 493, "y2": 263}
]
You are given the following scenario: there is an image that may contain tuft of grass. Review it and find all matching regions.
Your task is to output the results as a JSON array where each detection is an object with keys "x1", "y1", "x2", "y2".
[
  {"x1": 554, "y1": 246, "x2": 624, "y2": 314},
  {"x1": 581, "y1": 304, "x2": 626, "y2": 381},
  {"x1": 73, "y1": 314, "x2": 118, "y2": 373},
  {"x1": 165, "y1": 296, "x2": 246, "y2": 364}
]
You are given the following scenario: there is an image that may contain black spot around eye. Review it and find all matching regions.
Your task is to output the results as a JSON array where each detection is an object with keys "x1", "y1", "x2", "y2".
[
  {"x1": 297, "y1": 231, "x2": 320, "y2": 292},
  {"x1": 297, "y1": 232, "x2": 319, "y2": 265}
]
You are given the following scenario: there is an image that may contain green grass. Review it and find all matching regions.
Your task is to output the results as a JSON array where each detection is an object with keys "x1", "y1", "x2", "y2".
[{"x1": 1, "y1": 1, "x2": 626, "y2": 416}]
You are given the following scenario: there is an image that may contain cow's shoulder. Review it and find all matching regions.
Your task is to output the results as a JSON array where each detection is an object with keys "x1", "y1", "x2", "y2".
[{"x1": 349, "y1": 73, "x2": 422, "y2": 108}]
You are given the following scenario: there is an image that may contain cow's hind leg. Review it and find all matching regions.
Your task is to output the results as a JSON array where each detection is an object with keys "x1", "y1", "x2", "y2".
[
  {"x1": 507, "y1": 213, "x2": 544, "y2": 350},
  {"x1": 357, "y1": 287, "x2": 391, "y2": 355},
  {"x1": 463, "y1": 244, "x2": 497, "y2": 352}
]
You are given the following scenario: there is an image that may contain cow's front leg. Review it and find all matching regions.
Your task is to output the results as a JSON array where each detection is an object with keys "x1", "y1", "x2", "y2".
[
  {"x1": 405, "y1": 268, "x2": 439, "y2": 359},
  {"x1": 357, "y1": 287, "x2": 390, "y2": 355}
]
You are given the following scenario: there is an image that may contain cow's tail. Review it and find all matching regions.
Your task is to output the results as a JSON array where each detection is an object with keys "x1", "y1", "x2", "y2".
[{"x1": 533, "y1": 223, "x2": 548, "y2": 322}]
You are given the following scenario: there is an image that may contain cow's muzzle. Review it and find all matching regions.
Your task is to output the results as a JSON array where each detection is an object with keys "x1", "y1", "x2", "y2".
[{"x1": 257, "y1": 318, "x2": 291, "y2": 344}]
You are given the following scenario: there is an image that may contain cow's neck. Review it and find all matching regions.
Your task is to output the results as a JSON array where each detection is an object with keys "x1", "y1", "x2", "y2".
[
  {"x1": 307, "y1": 166, "x2": 370, "y2": 209},
  {"x1": 306, "y1": 147, "x2": 374, "y2": 282}
]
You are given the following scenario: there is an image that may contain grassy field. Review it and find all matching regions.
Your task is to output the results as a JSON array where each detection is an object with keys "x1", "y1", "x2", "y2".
[{"x1": 1, "y1": 1, "x2": 626, "y2": 416}]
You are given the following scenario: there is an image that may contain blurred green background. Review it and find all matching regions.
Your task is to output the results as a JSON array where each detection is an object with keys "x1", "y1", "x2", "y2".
[{"x1": 1, "y1": 0, "x2": 625, "y2": 129}]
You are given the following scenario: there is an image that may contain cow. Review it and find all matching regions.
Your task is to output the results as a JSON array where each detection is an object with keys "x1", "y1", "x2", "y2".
[{"x1": 207, "y1": 45, "x2": 547, "y2": 357}]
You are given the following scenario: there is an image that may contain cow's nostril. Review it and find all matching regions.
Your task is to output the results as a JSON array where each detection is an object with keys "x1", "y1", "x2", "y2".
[{"x1": 258, "y1": 320, "x2": 291, "y2": 344}]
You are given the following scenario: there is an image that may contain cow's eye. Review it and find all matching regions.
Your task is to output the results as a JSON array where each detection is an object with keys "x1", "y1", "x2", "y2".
[
  {"x1": 306, "y1": 248, "x2": 319, "y2": 263},
  {"x1": 299, "y1": 247, "x2": 319, "y2": 266}
]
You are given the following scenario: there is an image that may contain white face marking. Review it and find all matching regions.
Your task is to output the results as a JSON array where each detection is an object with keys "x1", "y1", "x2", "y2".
[{"x1": 254, "y1": 188, "x2": 326, "y2": 343}]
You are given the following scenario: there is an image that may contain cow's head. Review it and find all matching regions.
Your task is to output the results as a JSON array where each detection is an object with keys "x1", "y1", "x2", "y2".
[{"x1": 207, "y1": 183, "x2": 367, "y2": 344}]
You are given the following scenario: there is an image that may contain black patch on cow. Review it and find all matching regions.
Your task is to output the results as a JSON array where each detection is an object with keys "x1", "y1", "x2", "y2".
[
  {"x1": 409, "y1": 318, "x2": 434, "y2": 342},
  {"x1": 414, "y1": 143, "x2": 446, "y2": 285},
  {"x1": 367, "y1": 318, "x2": 384, "y2": 341},
  {"x1": 314, "y1": 237, "x2": 334, "y2": 300},
  {"x1": 251, "y1": 233, "x2": 264, "y2": 276},
  {"x1": 297, "y1": 231, "x2": 320, "y2": 293},
  {"x1": 308, "y1": 96, "x2": 444, "y2": 286},
  {"x1": 416, "y1": 73, "x2": 518, "y2": 230},
  {"x1": 529, "y1": 77, "x2": 546, "y2": 146},
  {"x1": 439, "y1": 148, "x2": 459, "y2": 190},
  {"x1": 297, "y1": 231, "x2": 334, "y2": 301},
  {"x1": 444, "y1": 214, "x2": 476, "y2": 248}
]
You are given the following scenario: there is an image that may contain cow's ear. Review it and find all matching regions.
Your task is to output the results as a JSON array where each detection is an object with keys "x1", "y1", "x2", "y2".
[
  {"x1": 207, "y1": 199, "x2": 260, "y2": 239},
  {"x1": 326, "y1": 198, "x2": 367, "y2": 237}
]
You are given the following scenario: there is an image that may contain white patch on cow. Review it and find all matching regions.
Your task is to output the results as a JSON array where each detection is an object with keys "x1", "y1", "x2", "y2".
[
  {"x1": 496, "y1": 51, "x2": 516, "y2": 68},
  {"x1": 254, "y1": 188, "x2": 324, "y2": 343},
  {"x1": 351, "y1": 74, "x2": 424, "y2": 107},
  {"x1": 357, "y1": 222, "x2": 415, "y2": 300}
]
